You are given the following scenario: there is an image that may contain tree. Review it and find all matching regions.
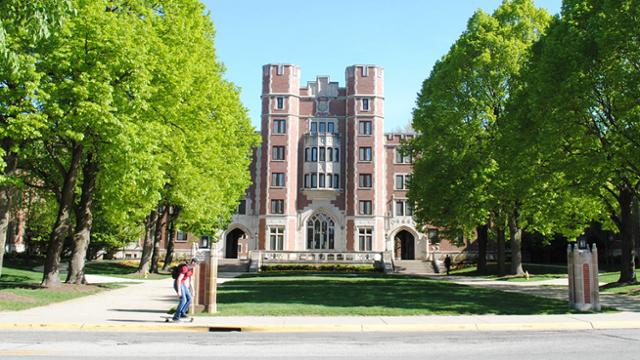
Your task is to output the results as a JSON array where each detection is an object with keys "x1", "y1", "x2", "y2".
[
  {"x1": 517, "y1": 0, "x2": 640, "y2": 283},
  {"x1": 409, "y1": 0, "x2": 552, "y2": 274},
  {"x1": 0, "y1": 0, "x2": 73, "y2": 278},
  {"x1": 29, "y1": 0, "x2": 161, "y2": 286}
]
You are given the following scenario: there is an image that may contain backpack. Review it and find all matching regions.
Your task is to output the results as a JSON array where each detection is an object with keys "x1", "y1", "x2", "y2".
[{"x1": 171, "y1": 263, "x2": 187, "y2": 279}]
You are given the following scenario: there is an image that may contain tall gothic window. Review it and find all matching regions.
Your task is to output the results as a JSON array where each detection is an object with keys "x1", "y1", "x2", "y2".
[{"x1": 306, "y1": 213, "x2": 335, "y2": 250}]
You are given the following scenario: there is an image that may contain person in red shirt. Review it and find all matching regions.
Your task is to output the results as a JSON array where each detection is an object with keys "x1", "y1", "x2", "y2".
[{"x1": 172, "y1": 257, "x2": 199, "y2": 321}]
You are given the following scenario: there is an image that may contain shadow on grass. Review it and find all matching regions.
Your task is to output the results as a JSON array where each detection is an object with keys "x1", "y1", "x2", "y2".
[
  {"x1": 216, "y1": 272, "x2": 571, "y2": 316},
  {"x1": 84, "y1": 262, "x2": 138, "y2": 275}
]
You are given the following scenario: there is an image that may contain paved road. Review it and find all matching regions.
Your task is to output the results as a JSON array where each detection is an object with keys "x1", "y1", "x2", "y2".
[{"x1": 1, "y1": 329, "x2": 639, "y2": 359}]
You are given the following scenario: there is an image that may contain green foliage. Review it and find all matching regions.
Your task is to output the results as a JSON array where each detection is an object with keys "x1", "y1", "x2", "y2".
[
  {"x1": 2, "y1": 0, "x2": 259, "y2": 262},
  {"x1": 409, "y1": 0, "x2": 552, "y2": 235}
]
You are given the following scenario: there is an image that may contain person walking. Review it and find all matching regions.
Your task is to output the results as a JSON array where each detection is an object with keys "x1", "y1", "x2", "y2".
[
  {"x1": 172, "y1": 257, "x2": 200, "y2": 321},
  {"x1": 444, "y1": 255, "x2": 452, "y2": 275}
]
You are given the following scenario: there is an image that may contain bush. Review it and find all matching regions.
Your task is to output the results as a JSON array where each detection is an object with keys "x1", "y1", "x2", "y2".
[{"x1": 260, "y1": 263, "x2": 381, "y2": 273}]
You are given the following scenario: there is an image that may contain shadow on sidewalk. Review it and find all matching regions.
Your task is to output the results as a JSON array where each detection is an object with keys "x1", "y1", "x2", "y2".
[{"x1": 109, "y1": 309, "x2": 169, "y2": 314}]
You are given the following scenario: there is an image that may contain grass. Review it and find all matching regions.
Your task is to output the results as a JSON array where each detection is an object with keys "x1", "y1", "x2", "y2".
[
  {"x1": 84, "y1": 261, "x2": 170, "y2": 280},
  {"x1": 203, "y1": 272, "x2": 573, "y2": 316},
  {"x1": 0, "y1": 265, "x2": 122, "y2": 312},
  {"x1": 452, "y1": 262, "x2": 640, "y2": 295},
  {"x1": 599, "y1": 269, "x2": 640, "y2": 295},
  {"x1": 451, "y1": 263, "x2": 567, "y2": 282}
]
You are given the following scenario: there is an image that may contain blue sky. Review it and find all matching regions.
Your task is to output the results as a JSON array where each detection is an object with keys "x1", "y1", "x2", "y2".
[{"x1": 203, "y1": 0, "x2": 561, "y2": 132}]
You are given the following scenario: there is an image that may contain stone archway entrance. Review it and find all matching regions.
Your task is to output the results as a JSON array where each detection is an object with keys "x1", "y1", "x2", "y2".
[
  {"x1": 394, "y1": 230, "x2": 415, "y2": 260},
  {"x1": 225, "y1": 228, "x2": 246, "y2": 259}
]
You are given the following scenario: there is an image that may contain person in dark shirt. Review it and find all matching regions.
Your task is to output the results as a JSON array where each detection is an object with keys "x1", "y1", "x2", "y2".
[{"x1": 444, "y1": 255, "x2": 452, "y2": 275}]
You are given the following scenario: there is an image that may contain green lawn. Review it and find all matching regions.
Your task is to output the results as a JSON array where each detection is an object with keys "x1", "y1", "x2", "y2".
[
  {"x1": 452, "y1": 263, "x2": 567, "y2": 282},
  {"x1": 84, "y1": 261, "x2": 170, "y2": 280},
  {"x1": 206, "y1": 272, "x2": 573, "y2": 316},
  {"x1": 0, "y1": 266, "x2": 120, "y2": 312},
  {"x1": 599, "y1": 269, "x2": 640, "y2": 295}
]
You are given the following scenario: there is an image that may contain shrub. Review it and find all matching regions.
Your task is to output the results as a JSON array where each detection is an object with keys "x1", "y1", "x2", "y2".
[{"x1": 260, "y1": 263, "x2": 381, "y2": 273}]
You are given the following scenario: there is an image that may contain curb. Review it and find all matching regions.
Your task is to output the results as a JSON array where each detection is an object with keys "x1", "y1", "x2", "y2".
[{"x1": 2, "y1": 321, "x2": 640, "y2": 333}]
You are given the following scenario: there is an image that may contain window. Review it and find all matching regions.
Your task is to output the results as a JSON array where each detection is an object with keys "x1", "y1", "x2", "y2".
[
  {"x1": 311, "y1": 147, "x2": 318, "y2": 162},
  {"x1": 327, "y1": 122, "x2": 335, "y2": 133},
  {"x1": 273, "y1": 119, "x2": 286, "y2": 134},
  {"x1": 311, "y1": 173, "x2": 317, "y2": 188},
  {"x1": 269, "y1": 227, "x2": 284, "y2": 250},
  {"x1": 358, "y1": 228, "x2": 373, "y2": 251},
  {"x1": 176, "y1": 230, "x2": 187, "y2": 242},
  {"x1": 359, "y1": 174, "x2": 372, "y2": 188},
  {"x1": 359, "y1": 200, "x2": 372, "y2": 215},
  {"x1": 395, "y1": 148, "x2": 412, "y2": 164},
  {"x1": 200, "y1": 235, "x2": 210, "y2": 248},
  {"x1": 236, "y1": 200, "x2": 246, "y2": 215},
  {"x1": 272, "y1": 172, "x2": 285, "y2": 187},
  {"x1": 362, "y1": 98, "x2": 370, "y2": 111},
  {"x1": 359, "y1": 147, "x2": 372, "y2": 162},
  {"x1": 334, "y1": 148, "x2": 339, "y2": 162},
  {"x1": 319, "y1": 122, "x2": 326, "y2": 133},
  {"x1": 276, "y1": 97, "x2": 284, "y2": 109},
  {"x1": 359, "y1": 120, "x2": 372, "y2": 135},
  {"x1": 395, "y1": 174, "x2": 411, "y2": 190},
  {"x1": 319, "y1": 147, "x2": 326, "y2": 161},
  {"x1": 327, "y1": 148, "x2": 333, "y2": 161},
  {"x1": 332, "y1": 174, "x2": 339, "y2": 188},
  {"x1": 304, "y1": 148, "x2": 310, "y2": 162},
  {"x1": 271, "y1": 199, "x2": 284, "y2": 214},
  {"x1": 306, "y1": 213, "x2": 335, "y2": 249},
  {"x1": 395, "y1": 200, "x2": 413, "y2": 217},
  {"x1": 304, "y1": 174, "x2": 310, "y2": 188},
  {"x1": 272, "y1": 146, "x2": 285, "y2": 161},
  {"x1": 428, "y1": 229, "x2": 439, "y2": 243},
  {"x1": 310, "y1": 122, "x2": 318, "y2": 133},
  {"x1": 319, "y1": 173, "x2": 325, "y2": 188}
]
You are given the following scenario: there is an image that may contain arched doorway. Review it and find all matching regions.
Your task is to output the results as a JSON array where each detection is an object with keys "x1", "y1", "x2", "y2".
[
  {"x1": 225, "y1": 228, "x2": 246, "y2": 259},
  {"x1": 394, "y1": 230, "x2": 415, "y2": 260}
]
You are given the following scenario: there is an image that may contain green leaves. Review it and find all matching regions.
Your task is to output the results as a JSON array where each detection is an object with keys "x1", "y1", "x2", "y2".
[{"x1": 410, "y1": 0, "x2": 552, "y2": 235}]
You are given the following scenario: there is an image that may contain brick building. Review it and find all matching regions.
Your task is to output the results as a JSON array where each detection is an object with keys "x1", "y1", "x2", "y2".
[{"x1": 213, "y1": 64, "x2": 469, "y2": 267}]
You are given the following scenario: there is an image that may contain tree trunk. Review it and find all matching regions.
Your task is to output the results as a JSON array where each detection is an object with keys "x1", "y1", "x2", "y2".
[
  {"x1": 476, "y1": 224, "x2": 488, "y2": 274},
  {"x1": 509, "y1": 210, "x2": 524, "y2": 275},
  {"x1": 617, "y1": 186, "x2": 637, "y2": 284},
  {"x1": 42, "y1": 142, "x2": 83, "y2": 287},
  {"x1": 162, "y1": 207, "x2": 180, "y2": 271},
  {"x1": 136, "y1": 210, "x2": 158, "y2": 275},
  {"x1": 496, "y1": 225, "x2": 506, "y2": 275},
  {"x1": 0, "y1": 150, "x2": 18, "y2": 279},
  {"x1": 150, "y1": 205, "x2": 169, "y2": 273},
  {"x1": 632, "y1": 198, "x2": 640, "y2": 269},
  {"x1": 66, "y1": 153, "x2": 98, "y2": 284}
]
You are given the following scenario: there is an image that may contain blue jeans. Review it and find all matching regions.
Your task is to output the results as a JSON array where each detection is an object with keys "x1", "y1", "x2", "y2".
[{"x1": 173, "y1": 282, "x2": 191, "y2": 320}]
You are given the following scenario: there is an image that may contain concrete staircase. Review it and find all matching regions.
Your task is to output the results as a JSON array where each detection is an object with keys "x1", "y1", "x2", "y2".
[
  {"x1": 393, "y1": 260, "x2": 437, "y2": 275},
  {"x1": 218, "y1": 259, "x2": 251, "y2": 272}
]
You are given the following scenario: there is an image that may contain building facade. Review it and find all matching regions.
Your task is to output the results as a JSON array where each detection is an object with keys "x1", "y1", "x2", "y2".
[{"x1": 215, "y1": 64, "x2": 467, "y2": 264}]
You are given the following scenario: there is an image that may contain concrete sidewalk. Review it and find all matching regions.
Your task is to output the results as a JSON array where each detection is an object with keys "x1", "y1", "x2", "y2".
[{"x1": 0, "y1": 274, "x2": 639, "y2": 333}]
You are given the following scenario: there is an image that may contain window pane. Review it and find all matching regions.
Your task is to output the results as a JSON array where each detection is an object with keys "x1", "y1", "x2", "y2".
[{"x1": 327, "y1": 122, "x2": 335, "y2": 133}]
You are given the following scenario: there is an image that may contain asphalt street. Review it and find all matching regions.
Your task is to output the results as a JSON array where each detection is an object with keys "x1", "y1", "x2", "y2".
[{"x1": 1, "y1": 329, "x2": 639, "y2": 359}]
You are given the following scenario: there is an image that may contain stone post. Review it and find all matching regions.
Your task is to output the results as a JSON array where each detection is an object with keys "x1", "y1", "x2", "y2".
[
  {"x1": 567, "y1": 243, "x2": 600, "y2": 311},
  {"x1": 205, "y1": 249, "x2": 218, "y2": 313}
]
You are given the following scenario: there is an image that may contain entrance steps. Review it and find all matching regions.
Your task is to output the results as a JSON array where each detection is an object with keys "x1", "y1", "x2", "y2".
[
  {"x1": 393, "y1": 260, "x2": 437, "y2": 275},
  {"x1": 218, "y1": 259, "x2": 250, "y2": 272}
]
